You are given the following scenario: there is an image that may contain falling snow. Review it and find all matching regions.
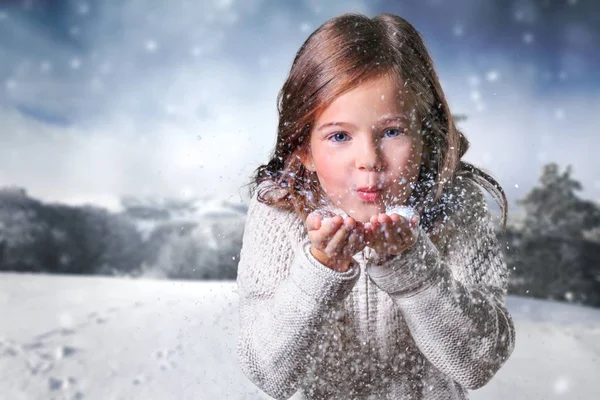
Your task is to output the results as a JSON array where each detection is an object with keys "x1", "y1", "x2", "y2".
[
  {"x1": 523, "y1": 32, "x2": 535, "y2": 44},
  {"x1": 485, "y1": 70, "x2": 500, "y2": 83},
  {"x1": 69, "y1": 58, "x2": 82, "y2": 69},
  {"x1": 145, "y1": 40, "x2": 159, "y2": 52},
  {"x1": 452, "y1": 24, "x2": 464, "y2": 37},
  {"x1": 0, "y1": 2, "x2": 598, "y2": 397}
]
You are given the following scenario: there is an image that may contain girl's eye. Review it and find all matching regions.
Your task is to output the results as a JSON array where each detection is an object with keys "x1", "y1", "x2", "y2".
[
  {"x1": 383, "y1": 128, "x2": 405, "y2": 138},
  {"x1": 329, "y1": 132, "x2": 350, "y2": 142}
]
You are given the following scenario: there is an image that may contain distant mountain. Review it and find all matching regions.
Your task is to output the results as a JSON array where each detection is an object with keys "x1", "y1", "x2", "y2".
[{"x1": 120, "y1": 194, "x2": 247, "y2": 222}]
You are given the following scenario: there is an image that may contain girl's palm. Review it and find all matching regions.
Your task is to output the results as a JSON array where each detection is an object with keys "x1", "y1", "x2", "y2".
[
  {"x1": 365, "y1": 213, "x2": 419, "y2": 257},
  {"x1": 305, "y1": 211, "x2": 368, "y2": 272}
]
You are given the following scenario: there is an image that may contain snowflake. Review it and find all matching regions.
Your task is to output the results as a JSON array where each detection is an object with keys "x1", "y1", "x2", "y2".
[
  {"x1": 554, "y1": 108, "x2": 566, "y2": 120},
  {"x1": 553, "y1": 376, "x2": 571, "y2": 394},
  {"x1": 300, "y1": 22, "x2": 312, "y2": 33},
  {"x1": 145, "y1": 40, "x2": 159, "y2": 53},
  {"x1": 77, "y1": 2, "x2": 90, "y2": 15},
  {"x1": 485, "y1": 70, "x2": 500, "y2": 82},
  {"x1": 452, "y1": 24, "x2": 464, "y2": 37},
  {"x1": 523, "y1": 32, "x2": 534, "y2": 44},
  {"x1": 467, "y1": 75, "x2": 480, "y2": 87},
  {"x1": 70, "y1": 57, "x2": 82, "y2": 69}
]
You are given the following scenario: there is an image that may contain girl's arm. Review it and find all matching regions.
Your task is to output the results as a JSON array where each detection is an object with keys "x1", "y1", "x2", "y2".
[
  {"x1": 366, "y1": 180, "x2": 516, "y2": 390},
  {"x1": 236, "y1": 192, "x2": 360, "y2": 400}
]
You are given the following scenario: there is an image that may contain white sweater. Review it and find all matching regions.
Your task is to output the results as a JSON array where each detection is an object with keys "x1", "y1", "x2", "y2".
[{"x1": 236, "y1": 177, "x2": 516, "y2": 399}]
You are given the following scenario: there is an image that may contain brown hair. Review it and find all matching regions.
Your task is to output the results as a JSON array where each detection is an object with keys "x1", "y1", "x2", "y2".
[{"x1": 247, "y1": 13, "x2": 507, "y2": 233}]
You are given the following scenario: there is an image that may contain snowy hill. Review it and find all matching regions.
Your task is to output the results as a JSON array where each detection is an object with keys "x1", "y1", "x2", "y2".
[
  {"x1": 0, "y1": 272, "x2": 598, "y2": 400},
  {"x1": 121, "y1": 194, "x2": 248, "y2": 240}
]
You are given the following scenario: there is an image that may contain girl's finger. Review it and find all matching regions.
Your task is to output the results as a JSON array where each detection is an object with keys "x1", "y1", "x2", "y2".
[
  {"x1": 369, "y1": 214, "x2": 379, "y2": 226},
  {"x1": 324, "y1": 218, "x2": 354, "y2": 256},
  {"x1": 321, "y1": 215, "x2": 344, "y2": 234},
  {"x1": 385, "y1": 220, "x2": 396, "y2": 240},
  {"x1": 310, "y1": 215, "x2": 343, "y2": 248},
  {"x1": 366, "y1": 216, "x2": 383, "y2": 245},
  {"x1": 391, "y1": 218, "x2": 408, "y2": 234},
  {"x1": 366, "y1": 215, "x2": 379, "y2": 238},
  {"x1": 305, "y1": 211, "x2": 323, "y2": 232},
  {"x1": 405, "y1": 229, "x2": 418, "y2": 246},
  {"x1": 396, "y1": 220, "x2": 412, "y2": 241},
  {"x1": 324, "y1": 226, "x2": 350, "y2": 257},
  {"x1": 410, "y1": 215, "x2": 420, "y2": 229},
  {"x1": 347, "y1": 229, "x2": 366, "y2": 255},
  {"x1": 307, "y1": 210, "x2": 340, "y2": 231},
  {"x1": 377, "y1": 213, "x2": 391, "y2": 225},
  {"x1": 389, "y1": 213, "x2": 401, "y2": 224}
]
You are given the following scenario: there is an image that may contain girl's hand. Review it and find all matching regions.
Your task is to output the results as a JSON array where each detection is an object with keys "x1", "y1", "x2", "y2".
[
  {"x1": 365, "y1": 212, "x2": 420, "y2": 260},
  {"x1": 305, "y1": 211, "x2": 368, "y2": 272}
]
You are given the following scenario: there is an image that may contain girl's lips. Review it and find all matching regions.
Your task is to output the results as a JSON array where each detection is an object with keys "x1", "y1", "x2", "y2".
[{"x1": 357, "y1": 190, "x2": 379, "y2": 202}]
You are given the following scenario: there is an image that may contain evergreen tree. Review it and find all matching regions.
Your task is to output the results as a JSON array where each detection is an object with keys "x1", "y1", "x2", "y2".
[{"x1": 508, "y1": 163, "x2": 600, "y2": 306}]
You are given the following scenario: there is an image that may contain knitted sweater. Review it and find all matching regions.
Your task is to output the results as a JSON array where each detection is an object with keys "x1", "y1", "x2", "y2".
[{"x1": 236, "y1": 177, "x2": 516, "y2": 399}]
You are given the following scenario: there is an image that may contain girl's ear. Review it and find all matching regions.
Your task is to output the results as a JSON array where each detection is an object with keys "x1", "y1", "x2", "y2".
[{"x1": 299, "y1": 149, "x2": 316, "y2": 172}]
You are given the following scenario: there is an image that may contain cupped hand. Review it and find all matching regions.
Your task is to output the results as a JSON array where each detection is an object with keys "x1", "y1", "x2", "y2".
[
  {"x1": 305, "y1": 210, "x2": 368, "y2": 272},
  {"x1": 364, "y1": 212, "x2": 420, "y2": 259}
]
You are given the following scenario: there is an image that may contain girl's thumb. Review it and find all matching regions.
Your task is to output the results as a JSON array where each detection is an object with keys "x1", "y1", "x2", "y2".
[{"x1": 306, "y1": 211, "x2": 323, "y2": 231}]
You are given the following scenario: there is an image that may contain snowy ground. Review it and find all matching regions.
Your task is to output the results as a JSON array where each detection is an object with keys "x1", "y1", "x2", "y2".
[{"x1": 0, "y1": 273, "x2": 598, "y2": 400}]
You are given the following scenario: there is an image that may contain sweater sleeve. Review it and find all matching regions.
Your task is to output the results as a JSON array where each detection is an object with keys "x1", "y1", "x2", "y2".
[
  {"x1": 366, "y1": 179, "x2": 516, "y2": 390},
  {"x1": 236, "y1": 191, "x2": 361, "y2": 399}
]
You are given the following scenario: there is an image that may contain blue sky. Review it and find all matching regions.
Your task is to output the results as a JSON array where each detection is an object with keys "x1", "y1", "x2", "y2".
[{"x1": 0, "y1": 0, "x2": 598, "y2": 213}]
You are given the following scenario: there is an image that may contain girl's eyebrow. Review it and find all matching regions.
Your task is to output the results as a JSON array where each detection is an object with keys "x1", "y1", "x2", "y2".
[
  {"x1": 376, "y1": 114, "x2": 407, "y2": 125},
  {"x1": 316, "y1": 121, "x2": 356, "y2": 132},
  {"x1": 317, "y1": 115, "x2": 407, "y2": 132}
]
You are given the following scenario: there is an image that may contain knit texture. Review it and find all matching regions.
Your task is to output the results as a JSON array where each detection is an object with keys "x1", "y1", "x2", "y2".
[{"x1": 236, "y1": 177, "x2": 516, "y2": 399}]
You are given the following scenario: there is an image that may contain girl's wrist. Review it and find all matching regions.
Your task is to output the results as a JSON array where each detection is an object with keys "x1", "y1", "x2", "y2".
[
  {"x1": 310, "y1": 247, "x2": 351, "y2": 272},
  {"x1": 370, "y1": 245, "x2": 395, "y2": 262},
  {"x1": 374, "y1": 252, "x2": 397, "y2": 265}
]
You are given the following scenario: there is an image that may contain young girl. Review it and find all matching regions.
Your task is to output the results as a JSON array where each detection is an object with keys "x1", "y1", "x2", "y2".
[{"x1": 236, "y1": 13, "x2": 515, "y2": 400}]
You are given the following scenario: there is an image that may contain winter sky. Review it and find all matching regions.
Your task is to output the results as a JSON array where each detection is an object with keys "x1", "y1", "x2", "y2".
[{"x1": 0, "y1": 0, "x2": 598, "y2": 212}]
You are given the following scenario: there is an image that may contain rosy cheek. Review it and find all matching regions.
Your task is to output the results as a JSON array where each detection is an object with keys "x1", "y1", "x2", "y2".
[
  {"x1": 315, "y1": 153, "x2": 344, "y2": 177},
  {"x1": 318, "y1": 169, "x2": 344, "y2": 191}
]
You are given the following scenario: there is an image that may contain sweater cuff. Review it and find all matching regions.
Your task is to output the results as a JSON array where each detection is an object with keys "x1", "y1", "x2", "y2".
[
  {"x1": 366, "y1": 229, "x2": 441, "y2": 296},
  {"x1": 288, "y1": 241, "x2": 361, "y2": 305}
]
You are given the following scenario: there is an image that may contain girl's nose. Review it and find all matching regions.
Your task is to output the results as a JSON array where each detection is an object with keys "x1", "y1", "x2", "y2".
[{"x1": 355, "y1": 141, "x2": 383, "y2": 171}]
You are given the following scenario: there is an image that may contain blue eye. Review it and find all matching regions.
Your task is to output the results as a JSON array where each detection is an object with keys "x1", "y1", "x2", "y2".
[
  {"x1": 329, "y1": 132, "x2": 350, "y2": 142},
  {"x1": 383, "y1": 128, "x2": 405, "y2": 138}
]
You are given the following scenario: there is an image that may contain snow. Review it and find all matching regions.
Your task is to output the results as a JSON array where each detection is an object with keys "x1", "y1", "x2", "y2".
[{"x1": 1, "y1": 272, "x2": 598, "y2": 400}]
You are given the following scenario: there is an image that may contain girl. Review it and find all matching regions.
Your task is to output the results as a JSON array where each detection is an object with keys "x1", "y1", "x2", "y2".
[{"x1": 236, "y1": 13, "x2": 515, "y2": 400}]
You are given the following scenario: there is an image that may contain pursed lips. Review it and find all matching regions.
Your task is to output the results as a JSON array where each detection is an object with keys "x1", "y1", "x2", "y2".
[{"x1": 355, "y1": 187, "x2": 381, "y2": 202}]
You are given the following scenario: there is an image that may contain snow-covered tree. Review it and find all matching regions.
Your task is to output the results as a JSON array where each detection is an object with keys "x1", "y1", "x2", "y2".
[
  {"x1": 505, "y1": 163, "x2": 600, "y2": 306},
  {"x1": 0, "y1": 187, "x2": 144, "y2": 276}
]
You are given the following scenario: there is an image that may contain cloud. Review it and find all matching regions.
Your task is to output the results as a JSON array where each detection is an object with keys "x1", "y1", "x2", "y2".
[
  {"x1": 440, "y1": 60, "x2": 600, "y2": 204},
  {"x1": 0, "y1": 1, "x2": 376, "y2": 209},
  {"x1": 0, "y1": 0, "x2": 598, "y2": 213}
]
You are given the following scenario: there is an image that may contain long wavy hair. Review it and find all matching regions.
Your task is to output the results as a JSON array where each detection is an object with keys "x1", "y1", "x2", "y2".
[{"x1": 248, "y1": 13, "x2": 507, "y2": 235}]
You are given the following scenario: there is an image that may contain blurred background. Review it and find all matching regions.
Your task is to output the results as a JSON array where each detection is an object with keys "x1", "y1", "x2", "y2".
[
  {"x1": 0, "y1": 1, "x2": 599, "y2": 399},
  {"x1": 1, "y1": 0, "x2": 598, "y2": 304}
]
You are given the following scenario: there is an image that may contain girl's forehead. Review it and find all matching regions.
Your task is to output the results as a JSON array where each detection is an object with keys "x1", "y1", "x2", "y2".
[
  {"x1": 353, "y1": 73, "x2": 406, "y2": 94},
  {"x1": 316, "y1": 76, "x2": 414, "y2": 121}
]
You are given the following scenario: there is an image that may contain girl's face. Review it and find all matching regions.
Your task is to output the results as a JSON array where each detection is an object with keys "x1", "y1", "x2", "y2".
[{"x1": 302, "y1": 74, "x2": 423, "y2": 223}]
